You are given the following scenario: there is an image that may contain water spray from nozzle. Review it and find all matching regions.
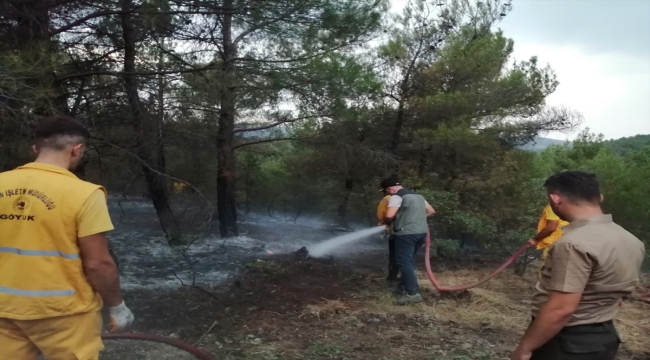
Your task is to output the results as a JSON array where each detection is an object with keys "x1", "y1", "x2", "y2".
[{"x1": 307, "y1": 226, "x2": 386, "y2": 257}]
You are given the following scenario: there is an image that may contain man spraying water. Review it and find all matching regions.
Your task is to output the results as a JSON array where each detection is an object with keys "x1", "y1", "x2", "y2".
[{"x1": 380, "y1": 178, "x2": 436, "y2": 305}]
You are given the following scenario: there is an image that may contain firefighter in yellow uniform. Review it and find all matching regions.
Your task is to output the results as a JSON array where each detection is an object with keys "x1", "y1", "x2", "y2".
[
  {"x1": 527, "y1": 205, "x2": 570, "y2": 261},
  {"x1": 377, "y1": 193, "x2": 399, "y2": 281},
  {"x1": 0, "y1": 117, "x2": 134, "y2": 360}
]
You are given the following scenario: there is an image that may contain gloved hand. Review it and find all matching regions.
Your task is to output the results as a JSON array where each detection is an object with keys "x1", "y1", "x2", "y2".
[{"x1": 108, "y1": 301, "x2": 134, "y2": 333}]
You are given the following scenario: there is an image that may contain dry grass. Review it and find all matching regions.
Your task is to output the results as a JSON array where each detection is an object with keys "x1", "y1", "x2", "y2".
[
  {"x1": 365, "y1": 268, "x2": 536, "y2": 332},
  {"x1": 362, "y1": 266, "x2": 650, "y2": 355},
  {"x1": 299, "y1": 299, "x2": 349, "y2": 320},
  {"x1": 250, "y1": 262, "x2": 649, "y2": 359},
  {"x1": 616, "y1": 304, "x2": 650, "y2": 353}
]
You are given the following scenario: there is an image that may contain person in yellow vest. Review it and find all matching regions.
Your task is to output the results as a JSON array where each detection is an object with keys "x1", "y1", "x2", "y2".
[
  {"x1": 0, "y1": 117, "x2": 134, "y2": 360},
  {"x1": 527, "y1": 205, "x2": 570, "y2": 261},
  {"x1": 377, "y1": 192, "x2": 399, "y2": 281}
]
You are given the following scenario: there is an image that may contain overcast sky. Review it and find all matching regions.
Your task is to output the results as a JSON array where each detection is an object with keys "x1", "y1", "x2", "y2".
[{"x1": 390, "y1": 0, "x2": 650, "y2": 140}]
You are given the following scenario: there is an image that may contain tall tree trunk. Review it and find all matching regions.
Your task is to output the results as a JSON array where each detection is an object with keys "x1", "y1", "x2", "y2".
[
  {"x1": 156, "y1": 38, "x2": 168, "y2": 190},
  {"x1": 120, "y1": 0, "x2": 181, "y2": 243},
  {"x1": 336, "y1": 178, "x2": 354, "y2": 228},
  {"x1": 216, "y1": 0, "x2": 239, "y2": 237},
  {"x1": 390, "y1": 99, "x2": 406, "y2": 154},
  {"x1": 390, "y1": 44, "x2": 422, "y2": 164}
]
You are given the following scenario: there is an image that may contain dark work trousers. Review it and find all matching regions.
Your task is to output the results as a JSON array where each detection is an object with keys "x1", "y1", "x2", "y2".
[
  {"x1": 394, "y1": 233, "x2": 426, "y2": 295},
  {"x1": 531, "y1": 320, "x2": 620, "y2": 360},
  {"x1": 387, "y1": 235, "x2": 399, "y2": 280}
]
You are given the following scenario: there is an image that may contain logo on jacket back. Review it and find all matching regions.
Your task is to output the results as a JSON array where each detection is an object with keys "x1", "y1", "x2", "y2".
[
  {"x1": 13, "y1": 196, "x2": 29, "y2": 212},
  {"x1": 0, "y1": 196, "x2": 35, "y2": 221}
]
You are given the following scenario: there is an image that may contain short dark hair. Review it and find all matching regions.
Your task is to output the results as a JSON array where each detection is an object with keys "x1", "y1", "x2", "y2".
[
  {"x1": 34, "y1": 116, "x2": 91, "y2": 150},
  {"x1": 543, "y1": 171, "x2": 601, "y2": 204}
]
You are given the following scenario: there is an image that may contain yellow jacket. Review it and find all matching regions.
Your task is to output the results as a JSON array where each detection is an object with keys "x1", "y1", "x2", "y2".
[
  {"x1": 536, "y1": 205, "x2": 570, "y2": 250},
  {"x1": 0, "y1": 163, "x2": 110, "y2": 320},
  {"x1": 377, "y1": 195, "x2": 391, "y2": 232}
]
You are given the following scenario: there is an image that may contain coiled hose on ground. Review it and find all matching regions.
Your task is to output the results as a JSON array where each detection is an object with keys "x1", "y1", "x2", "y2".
[
  {"x1": 101, "y1": 333, "x2": 214, "y2": 360},
  {"x1": 423, "y1": 230, "x2": 534, "y2": 291}
]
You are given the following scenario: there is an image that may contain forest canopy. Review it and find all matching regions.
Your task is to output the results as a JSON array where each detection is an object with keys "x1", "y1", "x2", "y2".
[{"x1": 1, "y1": 0, "x2": 646, "y2": 263}]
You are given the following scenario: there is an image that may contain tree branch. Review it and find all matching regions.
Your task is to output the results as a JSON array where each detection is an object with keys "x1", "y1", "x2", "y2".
[
  {"x1": 233, "y1": 121, "x2": 291, "y2": 134},
  {"x1": 91, "y1": 136, "x2": 214, "y2": 223},
  {"x1": 233, "y1": 114, "x2": 327, "y2": 133},
  {"x1": 51, "y1": 10, "x2": 124, "y2": 36},
  {"x1": 56, "y1": 63, "x2": 218, "y2": 81},
  {"x1": 232, "y1": 1, "x2": 308, "y2": 47},
  {"x1": 232, "y1": 136, "x2": 304, "y2": 150}
]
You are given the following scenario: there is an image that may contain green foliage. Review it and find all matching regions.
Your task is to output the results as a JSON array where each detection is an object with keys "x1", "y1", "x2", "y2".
[
  {"x1": 4, "y1": 0, "x2": 645, "y2": 259},
  {"x1": 237, "y1": 143, "x2": 333, "y2": 218},
  {"x1": 401, "y1": 125, "x2": 544, "y2": 250},
  {"x1": 605, "y1": 134, "x2": 650, "y2": 156},
  {"x1": 412, "y1": 26, "x2": 574, "y2": 142},
  {"x1": 435, "y1": 238, "x2": 462, "y2": 256},
  {"x1": 535, "y1": 130, "x2": 650, "y2": 267},
  {"x1": 241, "y1": 24, "x2": 578, "y2": 242}
]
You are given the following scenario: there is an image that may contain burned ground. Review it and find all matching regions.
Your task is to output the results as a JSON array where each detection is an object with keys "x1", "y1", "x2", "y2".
[
  {"x1": 102, "y1": 252, "x2": 650, "y2": 360},
  {"x1": 101, "y1": 198, "x2": 649, "y2": 360}
]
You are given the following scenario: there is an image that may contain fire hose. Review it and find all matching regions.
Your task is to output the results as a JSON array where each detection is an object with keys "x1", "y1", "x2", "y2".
[
  {"x1": 423, "y1": 231, "x2": 650, "y2": 301},
  {"x1": 423, "y1": 230, "x2": 534, "y2": 291},
  {"x1": 101, "y1": 333, "x2": 214, "y2": 360}
]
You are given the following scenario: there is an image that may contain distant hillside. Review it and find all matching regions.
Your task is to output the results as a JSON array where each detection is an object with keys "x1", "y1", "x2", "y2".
[
  {"x1": 519, "y1": 137, "x2": 568, "y2": 152},
  {"x1": 605, "y1": 134, "x2": 650, "y2": 156},
  {"x1": 239, "y1": 129, "x2": 646, "y2": 156},
  {"x1": 518, "y1": 134, "x2": 650, "y2": 155}
]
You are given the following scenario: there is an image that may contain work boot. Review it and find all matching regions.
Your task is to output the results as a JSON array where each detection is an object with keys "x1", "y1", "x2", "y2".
[{"x1": 394, "y1": 293, "x2": 423, "y2": 306}]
